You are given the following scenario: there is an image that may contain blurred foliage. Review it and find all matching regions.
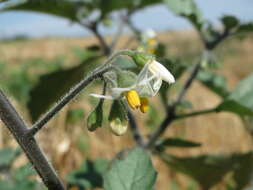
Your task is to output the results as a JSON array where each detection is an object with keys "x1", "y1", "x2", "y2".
[
  {"x1": 67, "y1": 159, "x2": 109, "y2": 189},
  {"x1": 66, "y1": 108, "x2": 85, "y2": 124},
  {"x1": 161, "y1": 151, "x2": 253, "y2": 190},
  {"x1": 217, "y1": 73, "x2": 253, "y2": 116},
  {"x1": 0, "y1": 148, "x2": 43, "y2": 190}
]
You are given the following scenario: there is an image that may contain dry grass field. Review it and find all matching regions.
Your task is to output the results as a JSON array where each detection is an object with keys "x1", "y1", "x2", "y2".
[{"x1": 0, "y1": 31, "x2": 253, "y2": 189}]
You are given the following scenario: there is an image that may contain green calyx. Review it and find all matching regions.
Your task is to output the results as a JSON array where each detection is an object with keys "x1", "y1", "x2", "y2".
[
  {"x1": 108, "y1": 100, "x2": 128, "y2": 136},
  {"x1": 131, "y1": 52, "x2": 155, "y2": 67}
]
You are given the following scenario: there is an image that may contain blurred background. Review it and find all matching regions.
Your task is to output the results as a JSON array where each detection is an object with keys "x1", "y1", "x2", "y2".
[{"x1": 0, "y1": 0, "x2": 253, "y2": 190}]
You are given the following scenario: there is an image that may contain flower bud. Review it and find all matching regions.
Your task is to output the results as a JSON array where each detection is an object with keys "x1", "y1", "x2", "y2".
[
  {"x1": 131, "y1": 52, "x2": 154, "y2": 67},
  {"x1": 108, "y1": 100, "x2": 128, "y2": 136}
]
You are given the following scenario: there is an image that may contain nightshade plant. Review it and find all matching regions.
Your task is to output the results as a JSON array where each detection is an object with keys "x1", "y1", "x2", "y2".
[{"x1": 1, "y1": 0, "x2": 253, "y2": 190}]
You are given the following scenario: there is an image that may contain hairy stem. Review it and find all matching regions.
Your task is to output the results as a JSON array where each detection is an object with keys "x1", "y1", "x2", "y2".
[
  {"x1": 0, "y1": 90, "x2": 65, "y2": 190},
  {"x1": 128, "y1": 111, "x2": 145, "y2": 147}
]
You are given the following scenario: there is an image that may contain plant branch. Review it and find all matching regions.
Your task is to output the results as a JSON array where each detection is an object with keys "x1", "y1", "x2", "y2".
[
  {"x1": 175, "y1": 107, "x2": 218, "y2": 120},
  {"x1": 128, "y1": 111, "x2": 145, "y2": 147},
  {"x1": 79, "y1": 21, "x2": 112, "y2": 56},
  {"x1": 174, "y1": 63, "x2": 201, "y2": 105},
  {"x1": 110, "y1": 17, "x2": 125, "y2": 50},
  {"x1": 145, "y1": 63, "x2": 201, "y2": 149},
  {"x1": 0, "y1": 90, "x2": 65, "y2": 190}
]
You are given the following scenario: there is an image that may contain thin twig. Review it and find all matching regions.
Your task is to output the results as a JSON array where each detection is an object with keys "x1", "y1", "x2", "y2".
[
  {"x1": 174, "y1": 63, "x2": 201, "y2": 105},
  {"x1": 110, "y1": 14, "x2": 125, "y2": 50},
  {"x1": 79, "y1": 21, "x2": 111, "y2": 56},
  {"x1": 128, "y1": 111, "x2": 145, "y2": 147},
  {"x1": 175, "y1": 107, "x2": 218, "y2": 120},
  {"x1": 0, "y1": 90, "x2": 65, "y2": 190}
]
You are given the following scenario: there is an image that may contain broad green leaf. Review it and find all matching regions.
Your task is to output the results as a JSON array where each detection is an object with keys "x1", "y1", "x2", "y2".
[
  {"x1": 155, "y1": 138, "x2": 201, "y2": 151},
  {"x1": 67, "y1": 159, "x2": 109, "y2": 189},
  {"x1": 100, "y1": 0, "x2": 162, "y2": 16},
  {"x1": 1, "y1": 0, "x2": 162, "y2": 22},
  {"x1": 197, "y1": 71, "x2": 229, "y2": 98},
  {"x1": 217, "y1": 73, "x2": 253, "y2": 116},
  {"x1": 232, "y1": 152, "x2": 253, "y2": 190},
  {"x1": 0, "y1": 148, "x2": 21, "y2": 169},
  {"x1": 27, "y1": 56, "x2": 101, "y2": 121},
  {"x1": 164, "y1": 0, "x2": 203, "y2": 30},
  {"x1": 1, "y1": 0, "x2": 84, "y2": 21},
  {"x1": 103, "y1": 147, "x2": 157, "y2": 190}
]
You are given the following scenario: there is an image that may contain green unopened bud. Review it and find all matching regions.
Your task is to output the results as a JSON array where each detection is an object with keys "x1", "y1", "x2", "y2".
[
  {"x1": 131, "y1": 52, "x2": 154, "y2": 67},
  {"x1": 87, "y1": 101, "x2": 103, "y2": 131},
  {"x1": 108, "y1": 100, "x2": 128, "y2": 136}
]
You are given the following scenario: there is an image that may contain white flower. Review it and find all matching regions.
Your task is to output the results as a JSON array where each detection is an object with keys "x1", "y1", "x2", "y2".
[{"x1": 90, "y1": 59, "x2": 175, "y2": 112}]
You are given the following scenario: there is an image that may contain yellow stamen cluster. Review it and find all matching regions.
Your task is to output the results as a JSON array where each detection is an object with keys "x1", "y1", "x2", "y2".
[
  {"x1": 140, "y1": 97, "x2": 149, "y2": 113},
  {"x1": 125, "y1": 90, "x2": 149, "y2": 113}
]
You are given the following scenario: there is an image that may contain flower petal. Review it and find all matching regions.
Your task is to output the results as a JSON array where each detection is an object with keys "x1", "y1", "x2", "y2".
[
  {"x1": 89, "y1": 94, "x2": 114, "y2": 100},
  {"x1": 148, "y1": 60, "x2": 175, "y2": 84}
]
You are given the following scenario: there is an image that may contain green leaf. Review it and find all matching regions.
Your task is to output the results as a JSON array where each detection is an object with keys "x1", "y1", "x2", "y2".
[
  {"x1": 1, "y1": 0, "x2": 83, "y2": 21},
  {"x1": 103, "y1": 147, "x2": 157, "y2": 190},
  {"x1": 221, "y1": 15, "x2": 239, "y2": 30},
  {"x1": 27, "y1": 56, "x2": 100, "y2": 121},
  {"x1": 162, "y1": 151, "x2": 253, "y2": 190},
  {"x1": 100, "y1": 0, "x2": 162, "y2": 16},
  {"x1": 164, "y1": 0, "x2": 203, "y2": 30},
  {"x1": 197, "y1": 71, "x2": 229, "y2": 98},
  {"x1": 0, "y1": 148, "x2": 21, "y2": 169},
  {"x1": 67, "y1": 159, "x2": 109, "y2": 189},
  {"x1": 217, "y1": 73, "x2": 253, "y2": 116},
  {"x1": 232, "y1": 152, "x2": 253, "y2": 190},
  {"x1": 156, "y1": 138, "x2": 201, "y2": 151},
  {"x1": 161, "y1": 153, "x2": 235, "y2": 189}
]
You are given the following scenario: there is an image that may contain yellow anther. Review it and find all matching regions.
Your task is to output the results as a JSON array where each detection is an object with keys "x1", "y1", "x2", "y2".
[
  {"x1": 125, "y1": 90, "x2": 141, "y2": 110},
  {"x1": 140, "y1": 97, "x2": 149, "y2": 113}
]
